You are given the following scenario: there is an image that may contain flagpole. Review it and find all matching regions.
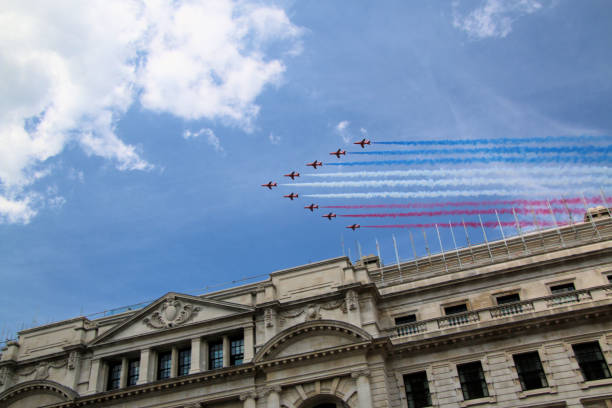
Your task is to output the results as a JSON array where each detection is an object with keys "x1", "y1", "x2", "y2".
[
  {"x1": 422, "y1": 228, "x2": 432, "y2": 265},
  {"x1": 462, "y1": 219, "x2": 475, "y2": 263},
  {"x1": 478, "y1": 214, "x2": 494, "y2": 262},
  {"x1": 376, "y1": 238, "x2": 383, "y2": 285},
  {"x1": 547, "y1": 200, "x2": 565, "y2": 247},
  {"x1": 581, "y1": 192, "x2": 601, "y2": 240},
  {"x1": 495, "y1": 209, "x2": 511, "y2": 257},
  {"x1": 512, "y1": 208, "x2": 528, "y2": 254},
  {"x1": 561, "y1": 195, "x2": 577, "y2": 239},
  {"x1": 409, "y1": 231, "x2": 419, "y2": 274},
  {"x1": 435, "y1": 224, "x2": 448, "y2": 273},
  {"x1": 392, "y1": 234, "x2": 402, "y2": 282},
  {"x1": 449, "y1": 220, "x2": 462, "y2": 269}
]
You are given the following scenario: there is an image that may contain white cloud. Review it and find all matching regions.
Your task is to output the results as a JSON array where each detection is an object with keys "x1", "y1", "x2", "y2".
[
  {"x1": 183, "y1": 128, "x2": 224, "y2": 153},
  {"x1": 453, "y1": 0, "x2": 544, "y2": 39},
  {"x1": 335, "y1": 120, "x2": 351, "y2": 144},
  {"x1": 0, "y1": 0, "x2": 301, "y2": 223},
  {"x1": 268, "y1": 133, "x2": 281, "y2": 145}
]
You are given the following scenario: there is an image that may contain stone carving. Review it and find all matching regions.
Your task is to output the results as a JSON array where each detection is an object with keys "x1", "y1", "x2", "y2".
[
  {"x1": 265, "y1": 308, "x2": 276, "y2": 328},
  {"x1": 0, "y1": 366, "x2": 11, "y2": 386},
  {"x1": 143, "y1": 297, "x2": 200, "y2": 329},
  {"x1": 279, "y1": 299, "x2": 348, "y2": 325},
  {"x1": 321, "y1": 298, "x2": 346, "y2": 312},
  {"x1": 19, "y1": 360, "x2": 67, "y2": 380},
  {"x1": 239, "y1": 391, "x2": 258, "y2": 400},
  {"x1": 350, "y1": 368, "x2": 370, "y2": 379},
  {"x1": 345, "y1": 290, "x2": 358, "y2": 311},
  {"x1": 67, "y1": 351, "x2": 79, "y2": 370},
  {"x1": 258, "y1": 385, "x2": 282, "y2": 398}
]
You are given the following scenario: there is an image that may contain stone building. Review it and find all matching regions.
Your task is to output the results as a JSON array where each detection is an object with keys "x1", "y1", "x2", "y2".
[{"x1": 1, "y1": 214, "x2": 612, "y2": 408}]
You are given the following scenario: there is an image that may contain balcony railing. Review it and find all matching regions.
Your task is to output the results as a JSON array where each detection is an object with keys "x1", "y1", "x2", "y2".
[{"x1": 390, "y1": 285, "x2": 610, "y2": 340}]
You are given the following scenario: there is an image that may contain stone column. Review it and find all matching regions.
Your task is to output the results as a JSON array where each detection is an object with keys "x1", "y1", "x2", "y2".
[
  {"x1": 352, "y1": 369, "x2": 373, "y2": 408},
  {"x1": 239, "y1": 391, "x2": 257, "y2": 408},
  {"x1": 261, "y1": 386, "x2": 281, "y2": 408},
  {"x1": 171, "y1": 346, "x2": 179, "y2": 377},
  {"x1": 189, "y1": 338, "x2": 202, "y2": 374},
  {"x1": 243, "y1": 325, "x2": 254, "y2": 363},
  {"x1": 223, "y1": 335, "x2": 230, "y2": 368},
  {"x1": 202, "y1": 340, "x2": 209, "y2": 371},
  {"x1": 119, "y1": 357, "x2": 129, "y2": 388},
  {"x1": 87, "y1": 358, "x2": 101, "y2": 393},
  {"x1": 137, "y1": 349, "x2": 152, "y2": 385}
]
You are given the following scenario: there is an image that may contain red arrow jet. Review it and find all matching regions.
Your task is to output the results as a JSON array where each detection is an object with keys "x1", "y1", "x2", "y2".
[
  {"x1": 307, "y1": 160, "x2": 323, "y2": 169},
  {"x1": 284, "y1": 193, "x2": 299, "y2": 200},
  {"x1": 322, "y1": 212, "x2": 336, "y2": 220},
  {"x1": 354, "y1": 138, "x2": 371, "y2": 148},
  {"x1": 304, "y1": 203, "x2": 319, "y2": 212},
  {"x1": 261, "y1": 181, "x2": 277, "y2": 190},
  {"x1": 284, "y1": 171, "x2": 300, "y2": 180},
  {"x1": 329, "y1": 149, "x2": 346, "y2": 158},
  {"x1": 346, "y1": 224, "x2": 361, "y2": 230}
]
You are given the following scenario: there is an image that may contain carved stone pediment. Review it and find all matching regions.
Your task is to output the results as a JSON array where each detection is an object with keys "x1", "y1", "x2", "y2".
[{"x1": 90, "y1": 292, "x2": 254, "y2": 345}]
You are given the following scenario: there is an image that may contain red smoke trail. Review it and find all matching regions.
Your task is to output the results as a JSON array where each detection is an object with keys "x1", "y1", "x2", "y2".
[
  {"x1": 363, "y1": 221, "x2": 563, "y2": 229},
  {"x1": 323, "y1": 196, "x2": 609, "y2": 209},
  {"x1": 339, "y1": 207, "x2": 583, "y2": 218}
]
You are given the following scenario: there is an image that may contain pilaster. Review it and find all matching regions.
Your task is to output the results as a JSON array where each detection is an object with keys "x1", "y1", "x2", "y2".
[
  {"x1": 189, "y1": 337, "x2": 202, "y2": 374},
  {"x1": 223, "y1": 335, "x2": 230, "y2": 368},
  {"x1": 137, "y1": 348, "x2": 152, "y2": 385},
  {"x1": 352, "y1": 369, "x2": 373, "y2": 408},
  {"x1": 244, "y1": 325, "x2": 254, "y2": 363}
]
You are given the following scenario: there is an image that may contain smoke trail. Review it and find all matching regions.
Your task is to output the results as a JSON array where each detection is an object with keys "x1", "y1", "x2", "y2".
[
  {"x1": 304, "y1": 190, "x2": 564, "y2": 199},
  {"x1": 363, "y1": 221, "x2": 560, "y2": 229},
  {"x1": 282, "y1": 176, "x2": 611, "y2": 189},
  {"x1": 339, "y1": 208, "x2": 583, "y2": 218},
  {"x1": 349, "y1": 146, "x2": 610, "y2": 156},
  {"x1": 322, "y1": 196, "x2": 610, "y2": 208},
  {"x1": 305, "y1": 166, "x2": 612, "y2": 179},
  {"x1": 324, "y1": 155, "x2": 610, "y2": 166},
  {"x1": 372, "y1": 135, "x2": 610, "y2": 146}
]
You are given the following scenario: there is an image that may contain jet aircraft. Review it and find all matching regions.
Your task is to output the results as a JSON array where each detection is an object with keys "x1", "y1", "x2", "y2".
[
  {"x1": 261, "y1": 181, "x2": 277, "y2": 190},
  {"x1": 346, "y1": 224, "x2": 360, "y2": 230},
  {"x1": 284, "y1": 193, "x2": 298, "y2": 200},
  {"x1": 329, "y1": 149, "x2": 346, "y2": 158},
  {"x1": 307, "y1": 160, "x2": 323, "y2": 169},
  {"x1": 304, "y1": 203, "x2": 319, "y2": 212},
  {"x1": 322, "y1": 212, "x2": 336, "y2": 220},
  {"x1": 284, "y1": 171, "x2": 300, "y2": 180},
  {"x1": 354, "y1": 138, "x2": 371, "y2": 148}
]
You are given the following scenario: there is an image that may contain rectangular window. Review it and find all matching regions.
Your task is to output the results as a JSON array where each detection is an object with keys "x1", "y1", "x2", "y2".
[
  {"x1": 444, "y1": 304, "x2": 469, "y2": 326},
  {"x1": 444, "y1": 304, "x2": 468, "y2": 315},
  {"x1": 395, "y1": 314, "x2": 417, "y2": 325},
  {"x1": 178, "y1": 348, "x2": 191, "y2": 376},
  {"x1": 107, "y1": 361, "x2": 122, "y2": 390},
  {"x1": 572, "y1": 342, "x2": 612, "y2": 381},
  {"x1": 496, "y1": 293, "x2": 520, "y2": 304},
  {"x1": 550, "y1": 283, "x2": 575, "y2": 293},
  {"x1": 209, "y1": 341, "x2": 223, "y2": 370},
  {"x1": 607, "y1": 275, "x2": 612, "y2": 284},
  {"x1": 513, "y1": 352, "x2": 548, "y2": 390},
  {"x1": 157, "y1": 351, "x2": 172, "y2": 380},
  {"x1": 127, "y1": 359, "x2": 139, "y2": 386},
  {"x1": 230, "y1": 337, "x2": 244, "y2": 366},
  {"x1": 457, "y1": 361, "x2": 489, "y2": 400},
  {"x1": 403, "y1": 371, "x2": 431, "y2": 408},
  {"x1": 550, "y1": 282, "x2": 578, "y2": 304}
]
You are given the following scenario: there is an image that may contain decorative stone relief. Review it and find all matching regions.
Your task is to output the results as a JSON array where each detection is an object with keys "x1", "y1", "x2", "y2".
[
  {"x1": 67, "y1": 351, "x2": 80, "y2": 370},
  {"x1": 265, "y1": 308, "x2": 276, "y2": 328},
  {"x1": 142, "y1": 296, "x2": 200, "y2": 329},
  {"x1": 279, "y1": 299, "x2": 347, "y2": 325},
  {"x1": 258, "y1": 385, "x2": 282, "y2": 398},
  {"x1": 350, "y1": 368, "x2": 370, "y2": 379},
  {"x1": 239, "y1": 391, "x2": 258, "y2": 400},
  {"x1": 345, "y1": 290, "x2": 358, "y2": 311},
  {"x1": 0, "y1": 366, "x2": 11, "y2": 386},
  {"x1": 19, "y1": 360, "x2": 67, "y2": 380}
]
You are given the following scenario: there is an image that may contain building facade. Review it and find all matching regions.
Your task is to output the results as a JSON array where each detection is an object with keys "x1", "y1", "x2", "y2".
[{"x1": 1, "y1": 216, "x2": 612, "y2": 408}]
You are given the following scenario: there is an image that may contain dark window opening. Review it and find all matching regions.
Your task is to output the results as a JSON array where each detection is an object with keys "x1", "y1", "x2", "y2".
[
  {"x1": 127, "y1": 359, "x2": 139, "y2": 386},
  {"x1": 107, "y1": 361, "x2": 122, "y2": 390},
  {"x1": 230, "y1": 337, "x2": 244, "y2": 366},
  {"x1": 209, "y1": 341, "x2": 223, "y2": 370},
  {"x1": 178, "y1": 348, "x2": 191, "y2": 376},
  {"x1": 444, "y1": 304, "x2": 468, "y2": 315},
  {"x1": 513, "y1": 352, "x2": 548, "y2": 390},
  {"x1": 458, "y1": 361, "x2": 489, "y2": 400},
  {"x1": 607, "y1": 275, "x2": 612, "y2": 284},
  {"x1": 157, "y1": 351, "x2": 172, "y2": 380},
  {"x1": 572, "y1": 342, "x2": 611, "y2": 381},
  {"x1": 550, "y1": 283, "x2": 575, "y2": 293},
  {"x1": 395, "y1": 314, "x2": 417, "y2": 325},
  {"x1": 404, "y1": 371, "x2": 432, "y2": 408},
  {"x1": 496, "y1": 293, "x2": 520, "y2": 304}
]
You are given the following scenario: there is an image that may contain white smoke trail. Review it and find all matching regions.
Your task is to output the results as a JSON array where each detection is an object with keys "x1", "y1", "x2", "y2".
[
  {"x1": 283, "y1": 176, "x2": 611, "y2": 189},
  {"x1": 304, "y1": 166, "x2": 612, "y2": 179},
  {"x1": 302, "y1": 188, "x2": 605, "y2": 199}
]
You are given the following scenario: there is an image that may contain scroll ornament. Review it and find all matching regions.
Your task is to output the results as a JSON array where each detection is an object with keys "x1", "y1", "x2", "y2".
[{"x1": 143, "y1": 297, "x2": 200, "y2": 329}]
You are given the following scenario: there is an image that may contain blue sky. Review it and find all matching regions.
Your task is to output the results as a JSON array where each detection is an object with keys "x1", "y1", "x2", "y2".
[{"x1": 1, "y1": 0, "x2": 611, "y2": 338}]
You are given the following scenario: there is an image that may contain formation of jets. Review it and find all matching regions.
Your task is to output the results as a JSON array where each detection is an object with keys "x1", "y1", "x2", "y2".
[{"x1": 261, "y1": 140, "x2": 371, "y2": 230}]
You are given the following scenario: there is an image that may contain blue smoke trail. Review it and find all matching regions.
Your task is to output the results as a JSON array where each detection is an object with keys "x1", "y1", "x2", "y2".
[
  {"x1": 350, "y1": 146, "x2": 611, "y2": 155},
  {"x1": 373, "y1": 135, "x2": 610, "y2": 146},
  {"x1": 325, "y1": 155, "x2": 610, "y2": 166}
]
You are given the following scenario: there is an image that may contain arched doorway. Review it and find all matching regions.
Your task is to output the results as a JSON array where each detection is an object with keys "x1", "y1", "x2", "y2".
[{"x1": 299, "y1": 395, "x2": 349, "y2": 408}]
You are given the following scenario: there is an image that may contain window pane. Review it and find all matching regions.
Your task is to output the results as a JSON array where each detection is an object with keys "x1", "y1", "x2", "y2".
[
  {"x1": 573, "y1": 342, "x2": 612, "y2": 381},
  {"x1": 513, "y1": 352, "x2": 548, "y2": 390},
  {"x1": 395, "y1": 315, "x2": 417, "y2": 325},
  {"x1": 496, "y1": 294, "x2": 520, "y2": 304},
  {"x1": 178, "y1": 348, "x2": 191, "y2": 376},
  {"x1": 107, "y1": 362, "x2": 122, "y2": 390},
  {"x1": 550, "y1": 283, "x2": 575, "y2": 293},
  {"x1": 209, "y1": 341, "x2": 223, "y2": 370},
  {"x1": 127, "y1": 359, "x2": 139, "y2": 386},
  {"x1": 444, "y1": 304, "x2": 468, "y2": 315},
  {"x1": 230, "y1": 337, "x2": 244, "y2": 366},
  {"x1": 457, "y1": 362, "x2": 489, "y2": 400},
  {"x1": 404, "y1": 371, "x2": 431, "y2": 408},
  {"x1": 157, "y1": 352, "x2": 172, "y2": 380}
]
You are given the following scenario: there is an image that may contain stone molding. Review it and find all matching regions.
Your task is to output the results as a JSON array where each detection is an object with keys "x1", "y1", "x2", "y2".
[
  {"x1": 143, "y1": 296, "x2": 200, "y2": 329},
  {"x1": 257, "y1": 385, "x2": 282, "y2": 398},
  {"x1": 239, "y1": 391, "x2": 258, "y2": 400},
  {"x1": 350, "y1": 369, "x2": 370, "y2": 379},
  {"x1": 0, "y1": 380, "x2": 78, "y2": 404}
]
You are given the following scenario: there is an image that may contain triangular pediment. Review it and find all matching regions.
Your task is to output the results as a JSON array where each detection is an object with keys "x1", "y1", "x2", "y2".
[{"x1": 91, "y1": 293, "x2": 253, "y2": 345}]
